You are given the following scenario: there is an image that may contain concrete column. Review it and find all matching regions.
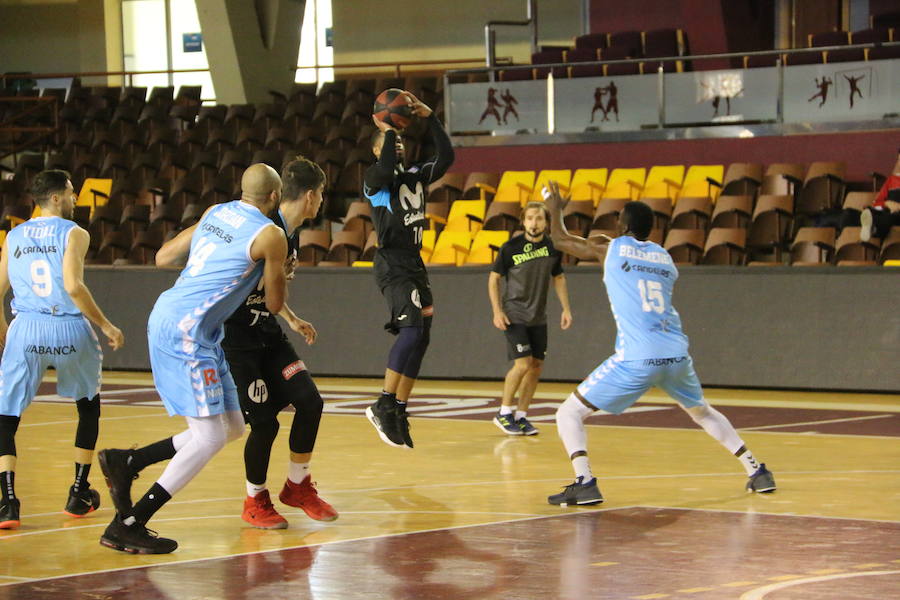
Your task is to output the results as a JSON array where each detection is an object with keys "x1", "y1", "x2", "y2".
[
  {"x1": 196, "y1": 0, "x2": 306, "y2": 104},
  {"x1": 103, "y1": 0, "x2": 125, "y2": 86}
]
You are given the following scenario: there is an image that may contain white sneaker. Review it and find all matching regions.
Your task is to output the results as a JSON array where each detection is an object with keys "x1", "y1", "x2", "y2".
[{"x1": 860, "y1": 208, "x2": 873, "y2": 242}]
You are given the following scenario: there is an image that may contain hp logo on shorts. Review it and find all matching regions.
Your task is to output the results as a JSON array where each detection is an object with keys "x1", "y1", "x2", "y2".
[{"x1": 248, "y1": 379, "x2": 268, "y2": 403}]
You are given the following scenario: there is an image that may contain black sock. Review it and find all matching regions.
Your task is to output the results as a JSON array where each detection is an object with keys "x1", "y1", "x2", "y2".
[
  {"x1": 125, "y1": 482, "x2": 171, "y2": 525},
  {"x1": 131, "y1": 438, "x2": 177, "y2": 472},
  {"x1": 1, "y1": 471, "x2": 14, "y2": 502},
  {"x1": 379, "y1": 391, "x2": 397, "y2": 406},
  {"x1": 73, "y1": 462, "x2": 91, "y2": 493}
]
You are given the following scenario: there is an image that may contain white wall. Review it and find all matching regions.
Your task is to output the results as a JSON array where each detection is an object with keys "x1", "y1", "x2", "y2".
[{"x1": 332, "y1": 0, "x2": 582, "y2": 69}]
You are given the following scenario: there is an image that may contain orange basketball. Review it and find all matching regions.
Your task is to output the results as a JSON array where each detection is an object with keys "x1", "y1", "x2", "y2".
[{"x1": 373, "y1": 88, "x2": 413, "y2": 130}]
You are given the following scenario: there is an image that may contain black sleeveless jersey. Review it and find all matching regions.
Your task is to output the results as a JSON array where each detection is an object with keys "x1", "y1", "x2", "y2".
[
  {"x1": 222, "y1": 211, "x2": 298, "y2": 349},
  {"x1": 362, "y1": 114, "x2": 454, "y2": 255}
]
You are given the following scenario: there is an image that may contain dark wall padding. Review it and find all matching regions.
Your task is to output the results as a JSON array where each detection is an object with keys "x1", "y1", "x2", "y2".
[{"x1": 81, "y1": 266, "x2": 898, "y2": 393}]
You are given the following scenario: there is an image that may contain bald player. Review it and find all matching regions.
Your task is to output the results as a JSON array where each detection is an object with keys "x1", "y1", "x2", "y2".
[{"x1": 98, "y1": 164, "x2": 288, "y2": 553}]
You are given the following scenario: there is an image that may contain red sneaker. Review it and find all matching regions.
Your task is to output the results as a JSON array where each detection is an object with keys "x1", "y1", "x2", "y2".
[
  {"x1": 241, "y1": 490, "x2": 288, "y2": 529},
  {"x1": 279, "y1": 476, "x2": 338, "y2": 522}
]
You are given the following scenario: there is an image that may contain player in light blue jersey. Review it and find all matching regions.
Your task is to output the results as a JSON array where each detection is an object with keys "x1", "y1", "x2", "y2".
[
  {"x1": 543, "y1": 181, "x2": 775, "y2": 507},
  {"x1": 0, "y1": 170, "x2": 124, "y2": 530},
  {"x1": 98, "y1": 164, "x2": 289, "y2": 554}
]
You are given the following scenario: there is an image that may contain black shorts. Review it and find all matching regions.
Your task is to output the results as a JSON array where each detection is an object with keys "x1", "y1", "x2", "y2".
[
  {"x1": 223, "y1": 335, "x2": 313, "y2": 426},
  {"x1": 375, "y1": 251, "x2": 434, "y2": 332},
  {"x1": 504, "y1": 323, "x2": 548, "y2": 360}
]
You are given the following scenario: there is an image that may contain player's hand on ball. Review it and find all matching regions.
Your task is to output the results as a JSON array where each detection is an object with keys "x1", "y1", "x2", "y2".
[
  {"x1": 103, "y1": 323, "x2": 125, "y2": 350},
  {"x1": 372, "y1": 114, "x2": 396, "y2": 133},
  {"x1": 492, "y1": 311, "x2": 510, "y2": 331},
  {"x1": 290, "y1": 317, "x2": 317, "y2": 345},
  {"x1": 404, "y1": 92, "x2": 432, "y2": 118}
]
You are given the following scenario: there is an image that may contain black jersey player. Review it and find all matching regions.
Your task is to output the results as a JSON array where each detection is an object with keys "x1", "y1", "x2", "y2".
[
  {"x1": 363, "y1": 91, "x2": 454, "y2": 449},
  {"x1": 223, "y1": 157, "x2": 337, "y2": 528}
]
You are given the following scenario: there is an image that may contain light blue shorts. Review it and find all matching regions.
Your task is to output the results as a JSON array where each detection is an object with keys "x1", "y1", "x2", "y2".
[
  {"x1": 0, "y1": 314, "x2": 102, "y2": 417},
  {"x1": 576, "y1": 354, "x2": 704, "y2": 414},
  {"x1": 148, "y1": 315, "x2": 238, "y2": 418}
]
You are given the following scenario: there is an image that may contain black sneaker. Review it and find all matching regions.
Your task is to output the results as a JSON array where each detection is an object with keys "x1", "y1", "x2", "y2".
[
  {"x1": 548, "y1": 476, "x2": 604, "y2": 506},
  {"x1": 98, "y1": 448, "x2": 139, "y2": 515},
  {"x1": 0, "y1": 498, "x2": 20, "y2": 529},
  {"x1": 64, "y1": 484, "x2": 101, "y2": 517},
  {"x1": 365, "y1": 399, "x2": 408, "y2": 449},
  {"x1": 746, "y1": 463, "x2": 776, "y2": 493},
  {"x1": 397, "y1": 405, "x2": 414, "y2": 449},
  {"x1": 517, "y1": 417, "x2": 539, "y2": 436},
  {"x1": 100, "y1": 516, "x2": 178, "y2": 554},
  {"x1": 493, "y1": 412, "x2": 524, "y2": 435}
]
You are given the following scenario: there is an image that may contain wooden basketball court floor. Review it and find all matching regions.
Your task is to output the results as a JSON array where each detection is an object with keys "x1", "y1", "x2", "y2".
[{"x1": 1, "y1": 372, "x2": 898, "y2": 599}]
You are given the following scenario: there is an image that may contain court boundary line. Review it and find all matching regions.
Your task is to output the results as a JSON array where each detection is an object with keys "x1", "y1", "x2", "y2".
[
  {"x1": 3, "y1": 505, "x2": 897, "y2": 588},
  {"x1": 0, "y1": 505, "x2": 638, "y2": 588}
]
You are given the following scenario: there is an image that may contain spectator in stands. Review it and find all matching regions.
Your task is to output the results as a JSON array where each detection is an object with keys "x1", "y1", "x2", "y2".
[{"x1": 860, "y1": 150, "x2": 900, "y2": 241}]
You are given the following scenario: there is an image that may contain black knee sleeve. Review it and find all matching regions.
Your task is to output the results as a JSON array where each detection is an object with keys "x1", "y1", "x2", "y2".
[
  {"x1": 75, "y1": 394, "x2": 100, "y2": 450},
  {"x1": 387, "y1": 326, "x2": 424, "y2": 373},
  {"x1": 289, "y1": 372, "x2": 323, "y2": 454},
  {"x1": 244, "y1": 417, "x2": 280, "y2": 485},
  {"x1": 402, "y1": 316, "x2": 431, "y2": 378},
  {"x1": 0, "y1": 415, "x2": 20, "y2": 456}
]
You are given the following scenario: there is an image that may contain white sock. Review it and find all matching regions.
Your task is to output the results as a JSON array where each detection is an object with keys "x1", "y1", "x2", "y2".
[
  {"x1": 572, "y1": 455, "x2": 594, "y2": 482},
  {"x1": 515, "y1": 410, "x2": 526, "y2": 421},
  {"x1": 499, "y1": 405, "x2": 513, "y2": 416},
  {"x1": 288, "y1": 461, "x2": 310, "y2": 484},
  {"x1": 246, "y1": 481, "x2": 266, "y2": 497},
  {"x1": 735, "y1": 448, "x2": 761, "y2": 476}
]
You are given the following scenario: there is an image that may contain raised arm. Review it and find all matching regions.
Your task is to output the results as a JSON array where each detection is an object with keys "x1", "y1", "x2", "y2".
[
  {"x1": 545, "y1": 181, "x2": 608, "y2": 262},
  {"x1": 249, "y1": 225, "x2": 288, "y2": 315},
  {"x1": 364, "y1": 119, "x2": 399, "y2": 191},
  {"x1": 63, "y1": 227, "x2": 124, "y2": 349},
  {"x1": 411, "y1": 92, "x2": 455, "y2": 183}
]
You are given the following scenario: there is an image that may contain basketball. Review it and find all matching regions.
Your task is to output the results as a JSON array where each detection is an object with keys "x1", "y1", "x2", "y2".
[{"x1": 373, "y1": 88, "x2": 413, "y2": 130}]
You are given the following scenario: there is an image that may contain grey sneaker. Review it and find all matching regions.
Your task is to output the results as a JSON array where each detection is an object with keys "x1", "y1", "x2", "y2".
[
  {"x1": 746, "y1": 463, "x2": 776, "y2": 493},
  {"x1": 860, "y1": 208, "x2": 872, "y2": 242},
  {"x1": 493, "y1": 412, "x2": 523, "y2": 435},
  {"x1": 548, "y1": 476, "x2": 604, "y2": 506},
  {"x1": 517, "y1": 417, "x2": 539, "y2": 436}
]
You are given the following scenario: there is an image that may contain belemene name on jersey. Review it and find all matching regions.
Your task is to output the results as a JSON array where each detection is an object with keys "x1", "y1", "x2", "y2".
[
  {"x1": 618, "y1": 244, "x2": 673, "y2": 265},
  {"x1": 23, "y1": 225, "x2": 56, "y2": 238},
  {"x1": 214, "y1": 206, "x2": 247, "y2": 229},
  {"x1": 200, "y1": 222, "x2": 234, "y2": 243},
  {"x1": 14, "y1": 244, "x2": 58, "y2": 258}
]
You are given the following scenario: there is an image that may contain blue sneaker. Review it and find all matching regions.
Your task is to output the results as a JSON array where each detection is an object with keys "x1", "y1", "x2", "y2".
[
  {"x1": 548, "y1": 476, "x2": 603, "y2": 506},
  {"x1": 493, "y1": 412, "x2": 523, "y2": 435},
  {"x1": 517, "y1": 417, "x2": 539, "y2": 436},
  {"x1": 746, "y1": 463, "x2": 776, "y2": 493}
]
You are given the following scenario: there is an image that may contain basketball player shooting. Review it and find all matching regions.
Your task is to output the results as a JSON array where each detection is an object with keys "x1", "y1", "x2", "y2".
[{"x1": 363, "y1": 90, "x2": 454, "y2": 449}]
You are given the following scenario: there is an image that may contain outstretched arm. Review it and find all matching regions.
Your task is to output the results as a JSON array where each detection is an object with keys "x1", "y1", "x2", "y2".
[
  {"x1": 63, "y1": 227, "x2": 124, "y2": 349},
  {"x1": 364, "y1": 118, "x2": 399, "y2": 191},
  {"x1": 412, "y1": 92, "x2": 455, "y2": 183},
  {"x1": 545, "y1": 181, "x2": 608, "y2": 262}
]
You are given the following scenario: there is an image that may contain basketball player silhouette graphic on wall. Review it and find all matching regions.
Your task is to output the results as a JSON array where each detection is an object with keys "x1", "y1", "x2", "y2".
[
  {"x1": 479, "y1": 88, "x2": 503, "y2": 125},
  {"x1": 808, "y1": 76, "x2": 833, "y2": 107},
  {"x1": 500, "y1": 89, "x2": 519, "y2": 124},
  {"x1": 844, "y1": 74, "x2": 864, "y2": 108}
]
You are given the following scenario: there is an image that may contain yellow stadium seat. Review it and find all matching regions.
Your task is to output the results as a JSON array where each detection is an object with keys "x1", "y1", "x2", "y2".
[
  {"x1": 466, "y1": 230, "x2": 510, "y2": 264},
  {"x1": 32, "y1": 205, "x2": 42, "y2": 218},
  {"x1": 530, "y1": 170, "x2": 572, "y2": 204},
  {"x1": 570, "y1": 168, "x2": 609, "y2": 206},
  {"x1": 429, "y1": 231, "x2": 473, "y2": 266},
  {"x1": 351, "y1": 261, "x2": 373, "y2": 267},
  {"x1": 680, "y1": 165, "x2": 725, "y2": 202},
  {"x1": 884, "y1": 260, "x2": 900, "y2": 267},
  {"x1": 0, "y1": 231, "x2": 6, "y2": 251},
  {"x1": 77, "y1": 178, "x2": 112, "y2": 211},
  {"x1": 444, "y1": 199, "x2": 486, "y2": 232},
  {"x1": 420, "y1": 229, "x2": 437, "y2": 262},
  {"x1": 641, "y1": 165, "x2": 685, "y2": 201},
  {"x1": 605, "y1": 168, "x2": 646, "y2": 200},
  {"x1": 492, "y1": 171, "x2": 536, "y2": 204}
]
